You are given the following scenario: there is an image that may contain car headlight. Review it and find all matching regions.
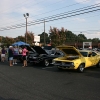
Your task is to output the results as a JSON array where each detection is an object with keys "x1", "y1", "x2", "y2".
[
  {"x1": 33, "y1": 57, "x2": 37, "y2": 59},
  {"x1": 70, "y1": 62, "x2": 74, "y2": 66},
  {"x1": 52, "y1": 60, "x2": 55, "y2": 64}
]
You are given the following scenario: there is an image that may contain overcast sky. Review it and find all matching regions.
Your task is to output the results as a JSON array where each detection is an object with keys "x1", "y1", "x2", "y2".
[{"x1": 0, "y1": 0, "x2": 100, "y2": 39}]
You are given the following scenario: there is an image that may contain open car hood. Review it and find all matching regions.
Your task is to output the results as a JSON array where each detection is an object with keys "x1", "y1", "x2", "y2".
[
  {"x1": 20, "y1": 45, "x2": 35, "y2": 52},
  {"x1": 31, "y1": 46, "x2": 48, "y2": 55},
  {"x1": 56, "y1": 46, "x2": 82, "y2": 56}
]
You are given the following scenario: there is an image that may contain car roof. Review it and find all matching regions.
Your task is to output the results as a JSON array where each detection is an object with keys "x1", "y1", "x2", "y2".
[{"x1": 79, "y1": 50, "x2": 91, "y2": 52}]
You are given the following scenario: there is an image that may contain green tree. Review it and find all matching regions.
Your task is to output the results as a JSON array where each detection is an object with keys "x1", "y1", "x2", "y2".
[
  {"x1": 65, "y1": 31, "x2": 77, "y2": 43},
  {"x1": 38, "y1": 32, "x2": 50, "y2": 45},
  {"x1": 3, "y1": 36, "x2": 15, "y2": 46},
  {"x1": 78, "y1": 34, "x2": 87, "y2": 40},
  {"x1": 17, "y1": 36, "x2": 25, "y2": 42},
  {"x1": 92, "y1": 38, "x2": 99, "y2": 43}
]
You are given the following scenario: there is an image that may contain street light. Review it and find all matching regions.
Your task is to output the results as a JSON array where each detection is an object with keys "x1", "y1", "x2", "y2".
[{"x1": 23, "y1": 13, "x2": 29, "y2": 43}]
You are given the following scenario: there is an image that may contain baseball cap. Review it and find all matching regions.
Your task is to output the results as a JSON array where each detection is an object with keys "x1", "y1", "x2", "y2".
[{"x1": 9, "y1": 46, "x2": 13, "y2": 48}]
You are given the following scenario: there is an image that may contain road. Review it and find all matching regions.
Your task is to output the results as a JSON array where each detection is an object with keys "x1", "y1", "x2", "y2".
[{"x1": 0, "y1": 61, "x2": 100, "y2": 100}]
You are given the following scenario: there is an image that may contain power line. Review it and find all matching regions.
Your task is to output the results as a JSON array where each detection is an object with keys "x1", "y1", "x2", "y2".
[
  {"x1": 0, "y1": 0, "x2": 89, "y2": 26},
  {"x1": 1, "y1": 3, "x2": 99, "y2": 28},
  {"x1": 27, "y1": 3, "x2": 100, "y2": 25},
  {"x1": 0, "y1": 3, "x2": 100, "y2": 31},
  {"x1": 1, "y1": 8, "x2": 100, "y2": 31}
]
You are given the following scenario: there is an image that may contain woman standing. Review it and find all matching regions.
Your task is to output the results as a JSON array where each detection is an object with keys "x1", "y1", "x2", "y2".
[
  {"x1": 22, "y1": 46, "x2": 28, "y2": 67},
  {"x1": 1, "y1": 47, "x2": 6, "y2": 62},
  {"x1": 8, "y1": 46, "x2": 13, "y2": 66}
]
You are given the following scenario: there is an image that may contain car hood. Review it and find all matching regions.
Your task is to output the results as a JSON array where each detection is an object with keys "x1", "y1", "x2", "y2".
[
  {"x1": 56, "y1": 46, "x2": 82, "y2": 56},
  {"x1": 31, "y1": 46, "x2": 48, "y2": 55},
  {"x1": 20, "y1": 45, "x2": 35, "y2": 52}
]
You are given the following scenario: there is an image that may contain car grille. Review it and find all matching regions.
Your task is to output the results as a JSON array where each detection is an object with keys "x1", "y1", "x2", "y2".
[{"x1": 55, "y1": 61, "x2": 62, "y2": 64}]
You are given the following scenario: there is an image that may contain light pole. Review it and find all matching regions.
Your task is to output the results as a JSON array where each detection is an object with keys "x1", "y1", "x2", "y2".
[
  {"x1": 44, "y1": 19, "x2": 45, "y2": 46},
  {"x1": 23, "y1": 13, "x2": 29, "y2": 43}
]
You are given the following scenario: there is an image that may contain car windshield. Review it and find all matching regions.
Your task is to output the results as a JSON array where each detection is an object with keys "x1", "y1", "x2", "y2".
[{"x1": 80, "y1": 52, "x2": 88, "y2": 57}]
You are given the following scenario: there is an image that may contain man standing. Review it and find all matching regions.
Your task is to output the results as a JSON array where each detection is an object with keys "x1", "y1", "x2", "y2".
[{"x1": 13, "y1": 46, "x2": 19, "y2": 64}]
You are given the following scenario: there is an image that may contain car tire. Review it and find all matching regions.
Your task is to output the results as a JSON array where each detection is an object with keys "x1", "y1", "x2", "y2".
[
  {"x1": 57, "y1": 67, "x2": 62, "y2": 70},
  {"x1": 78, "y1": 64, "x2": 84, "y2": 73},
  {"x1": 96, "y1": 61, "x2": 100, "y2": 68},
  {"x1": 44, "y1": 59, "x2": 49, "y2": 67}
]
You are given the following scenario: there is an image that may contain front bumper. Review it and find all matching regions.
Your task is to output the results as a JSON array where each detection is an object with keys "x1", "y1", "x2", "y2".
[
  {"x1": 53, "y1": 62, "x2": 75, "y2": 68},
  {"x1": 28, "y1": 57, "x2": 41, "y2": 63}
]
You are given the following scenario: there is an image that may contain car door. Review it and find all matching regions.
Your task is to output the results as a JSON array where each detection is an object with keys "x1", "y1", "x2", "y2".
[
  {"x1": 85, "y1": 52, "x2": 93, "y2": 67},
  {"x1": 91, "y1": 52, "x2": 99, "y2": 65}
]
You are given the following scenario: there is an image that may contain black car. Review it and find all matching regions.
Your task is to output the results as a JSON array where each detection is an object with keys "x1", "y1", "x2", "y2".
[{"x1": 28, "y1": 46, "x2": 64, "y2": 67}]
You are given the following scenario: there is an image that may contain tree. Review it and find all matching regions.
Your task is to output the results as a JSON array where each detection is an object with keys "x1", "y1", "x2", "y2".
[
  {"x1": 17, "y1": 36, "x2": 25, "y2": 42},
  {"x1": 65, "y1": 31, "x2": 77, "y2": 43},
  {"x1": 21, "y1": 31, "x2": 34, "y2": 44},
  {"x1": 3, "y1": 36, "x2": 15, "y2": 46},
  {"x1": 38, "y1": 32, "x2": 50, "y2": 45},
  {"x1": 26, "y1": 31, "x2": 34, "y2": 44},
  {"x1": 92, "y1": 38, "x2": 99, "y2": 43},
  {"x1": 49, "y1": 27, "x2": 66, "y2": 46},
  {"x1": 78, "y1": 34, "x2": 87, "y2": 40}
]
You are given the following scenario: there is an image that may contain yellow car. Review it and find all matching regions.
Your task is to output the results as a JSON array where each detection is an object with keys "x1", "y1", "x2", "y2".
[{"x1": 53, "y1": 46, "x2": 100, "y2": 72}]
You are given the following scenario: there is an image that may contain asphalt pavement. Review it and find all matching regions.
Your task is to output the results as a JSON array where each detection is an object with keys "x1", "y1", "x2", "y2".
[{"x1": 0, "y1": 61, "x2": 100, "y2": 100}]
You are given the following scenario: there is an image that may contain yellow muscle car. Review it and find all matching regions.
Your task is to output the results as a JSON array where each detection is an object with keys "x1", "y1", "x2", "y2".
[{"x1": 53, "y1": 46, "x2": 100, "y2": 72}]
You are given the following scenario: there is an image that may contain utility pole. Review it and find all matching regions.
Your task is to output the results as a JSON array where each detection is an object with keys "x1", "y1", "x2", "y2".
[{"x1": 44, "y1": 19, "x2": 45, "y2": 46}]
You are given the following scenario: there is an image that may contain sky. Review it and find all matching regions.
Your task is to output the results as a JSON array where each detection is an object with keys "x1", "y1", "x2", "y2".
[{"x1": 0, "y1": 0, "x2": 100, "y2": 39}]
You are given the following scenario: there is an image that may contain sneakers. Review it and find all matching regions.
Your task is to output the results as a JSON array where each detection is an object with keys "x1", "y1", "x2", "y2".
[{"x1": 13, "y1": 62, "x2": 17, "y2": 65}]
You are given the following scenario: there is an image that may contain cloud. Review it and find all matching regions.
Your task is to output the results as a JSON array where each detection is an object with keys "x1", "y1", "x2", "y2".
[
  {"x1": 73, "y1": 17, "x2": 86, "y2": 22},
  {"x1": 0, "y1": 0, "x2": 43, "y2": 27},
  {"x1": 85, "y1": 31, "x2": 100, "y2": 39},
  {"x1": 95, "y1": 0, "x2": 100, "y2": 4},
  {"x1": 98, "y1": 20, "x2": 100, "y2": 23},
  {"x1": 74, "y1": 0, "x2": 91, "y2": 4}
]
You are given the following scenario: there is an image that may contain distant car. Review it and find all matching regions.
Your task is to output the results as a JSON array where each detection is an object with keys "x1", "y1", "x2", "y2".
[
  {"x1": 53, "y1": 46, "x2": 100, "y2": 72},
  {"x1": 28, "y1": 46, "x2": 64, "y2": 67}
]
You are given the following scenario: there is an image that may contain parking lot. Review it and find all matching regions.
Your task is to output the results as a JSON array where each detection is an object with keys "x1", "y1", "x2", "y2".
[{"x1": 0, "y1": 61, "x2": 100, "y2": 100}]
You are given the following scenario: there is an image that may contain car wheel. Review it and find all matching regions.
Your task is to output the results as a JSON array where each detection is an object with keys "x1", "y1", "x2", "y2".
[
  {"x1": 44, "y1": 59, "x2": 49, "y2": 67},
  {"x1": 78, "y1": 64, "x2": 84, "y2": 73},
  {"x1": 96, "y1": 61, "x2": 100, "y2": 68},
  {"x1": 57, "y1": 67, "x2": 62, "y2": 70}
]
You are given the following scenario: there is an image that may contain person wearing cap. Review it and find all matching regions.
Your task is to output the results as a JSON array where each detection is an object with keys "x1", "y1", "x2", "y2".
[
  {"x1": 8, "y1": 46, "x2": 13, "y2": 66},
  {"x1": 13, "y1": 45, "x2": 19, "y2": 65}
]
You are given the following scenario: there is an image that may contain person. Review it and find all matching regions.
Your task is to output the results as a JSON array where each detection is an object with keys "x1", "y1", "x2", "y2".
[
  {"x1": 1, "y1": 47, "x2": 6, "y2": 62},
  {"x1": 8, "y1": 46, "x2": 13, "y2": 66},
  {"x1": 0, "y1": 47, "x2": 2, "y2": 62},
  {"x1": 19, "y1": 47, "x2": 22, "y2": 54},
  {"x1": 13, "y1": 46, "x2": 19, "y2": 64},
  {"x1": 22, "y1": 46, "x2": 28, "y2": 67}
]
